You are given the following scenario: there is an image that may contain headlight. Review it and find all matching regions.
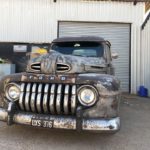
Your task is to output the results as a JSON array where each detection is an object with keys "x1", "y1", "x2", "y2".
[
  {"x1": 78, "y1": 85, "x2": 98, "y2": 107},
  {"x1": 5, "y1": 83, "x2": 20, "y2": 101}
]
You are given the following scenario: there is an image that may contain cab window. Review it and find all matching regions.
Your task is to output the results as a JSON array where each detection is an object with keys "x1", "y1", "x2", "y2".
[{"x1": 51, "y1": 42, "x2": 104, "y2": 57}]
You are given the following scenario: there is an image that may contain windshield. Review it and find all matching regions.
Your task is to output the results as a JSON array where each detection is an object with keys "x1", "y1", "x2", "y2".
[{"x1": 51, "y1": 42, "x2": 104, "y2": 57}]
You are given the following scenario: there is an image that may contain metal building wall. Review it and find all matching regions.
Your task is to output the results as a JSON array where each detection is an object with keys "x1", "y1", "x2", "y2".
[
  {"x1": 0, "y1": 0, "x2": 145, "y2": 94},
  {"x1": 141, "y1": 14, "x2": 150, "y2": 96},
  {"x1": 0, "y1": 0, "x2": 144, "y2": 43}
]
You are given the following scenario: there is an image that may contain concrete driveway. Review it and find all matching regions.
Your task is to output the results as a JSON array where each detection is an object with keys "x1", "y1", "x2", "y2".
[{"x1": 0, "y1": 95, "x2": 150, "y2": 150}]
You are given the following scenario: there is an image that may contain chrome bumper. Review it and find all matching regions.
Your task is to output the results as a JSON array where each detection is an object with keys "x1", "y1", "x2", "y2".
[{"x1": 0, "y1": 108, "x2": 120, "y2": 133}]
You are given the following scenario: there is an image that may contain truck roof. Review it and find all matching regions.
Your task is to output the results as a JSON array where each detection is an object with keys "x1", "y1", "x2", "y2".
[{"x1": 52, "y1": 36, "x2": 110, "y2": 46}]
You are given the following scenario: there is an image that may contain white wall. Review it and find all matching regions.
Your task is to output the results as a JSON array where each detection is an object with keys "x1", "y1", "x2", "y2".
[
  {"x1": 0, "y1": 0, "x2": 145, "y2": 94},
  {"x1": 141, "y1": 13, "x2": 150, "y2": 96}
]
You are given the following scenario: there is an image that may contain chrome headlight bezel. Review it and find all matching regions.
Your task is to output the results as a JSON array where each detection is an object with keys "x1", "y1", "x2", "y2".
[
  {"x1": 78, "y1": 85, "x2": 99, "y2": 107},
  {"x1": 5, "y1": 83, "x2": 20, "y2": 101}
]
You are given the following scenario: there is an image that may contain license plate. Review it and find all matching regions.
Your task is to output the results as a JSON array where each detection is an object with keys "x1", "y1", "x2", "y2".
[{"x1": 31, "y1": 118, "x2": 53, "y2": 128}]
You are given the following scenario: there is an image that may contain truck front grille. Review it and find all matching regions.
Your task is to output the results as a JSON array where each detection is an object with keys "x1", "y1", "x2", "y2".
[{"x1": 19, "y1": 83, "x2": 77, "y2": 115}]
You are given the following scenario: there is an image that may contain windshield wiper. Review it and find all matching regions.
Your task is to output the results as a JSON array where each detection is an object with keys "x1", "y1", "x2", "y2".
[
  {"x1": 73, "y1": 54, "x2": 97, "y2": 57},
  {"x1": 73, "y1": 54, "x2": 84, "y2": 57},
  {"x1": 90, "y1": 66, "x2": 105, "y2": 69}
]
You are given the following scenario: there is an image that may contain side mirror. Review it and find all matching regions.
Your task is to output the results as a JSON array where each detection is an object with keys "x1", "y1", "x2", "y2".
[{"x1": 112, "y1": 52, "x2": 119, "y2": 59}]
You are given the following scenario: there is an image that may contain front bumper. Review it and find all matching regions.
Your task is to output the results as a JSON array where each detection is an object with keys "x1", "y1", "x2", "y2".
[{"x1": 0, "y1": 107, "x2": 120, "y2": 133}]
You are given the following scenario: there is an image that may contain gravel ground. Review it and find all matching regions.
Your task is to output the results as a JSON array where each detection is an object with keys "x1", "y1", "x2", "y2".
[{"x1": 0, "y1": 95, "x2": 150, "y2": 150}]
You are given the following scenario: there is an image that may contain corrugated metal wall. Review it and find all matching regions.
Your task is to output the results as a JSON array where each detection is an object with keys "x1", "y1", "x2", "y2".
[
  {"x1": 0, "y1": 0, "x2": 145, "y2": 94},
  {"x1": 0, "y1": 0, "x2": 144, "y2": 43},
  {"x1": 141, "y1": 13, "x2": 150, "y2": 96}
]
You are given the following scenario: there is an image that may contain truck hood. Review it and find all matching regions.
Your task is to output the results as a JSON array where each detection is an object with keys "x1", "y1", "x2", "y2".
[{"x1": 27, "y1": 50, "x2": 107, "y2": 74}]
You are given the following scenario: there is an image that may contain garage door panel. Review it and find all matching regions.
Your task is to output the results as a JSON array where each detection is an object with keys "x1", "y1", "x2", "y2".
[{"x1": 59, "y1": 22, "x2": 130, "y2": 92}]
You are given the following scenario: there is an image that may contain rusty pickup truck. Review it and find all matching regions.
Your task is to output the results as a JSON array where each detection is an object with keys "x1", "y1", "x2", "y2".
[{"x1": 0, "y1": 36, "x2": 121, "y2": 133}]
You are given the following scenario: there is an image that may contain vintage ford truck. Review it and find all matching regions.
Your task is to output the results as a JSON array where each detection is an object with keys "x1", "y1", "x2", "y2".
[{"x1": 0, "y1": 36, "x2": 121, "y2": 133}]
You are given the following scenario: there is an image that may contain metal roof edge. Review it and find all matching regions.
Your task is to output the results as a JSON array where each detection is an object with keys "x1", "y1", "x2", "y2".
[
  {"x1": 53, "y1": 0, "x2": 147, "y2": 3},
  {"x1": 142, "y1": 11, "x2": 150, "y2": 29}
]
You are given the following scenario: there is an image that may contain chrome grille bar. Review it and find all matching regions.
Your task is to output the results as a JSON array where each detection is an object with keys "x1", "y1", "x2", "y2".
[
  {"x1": 49, "y1": 84, "x2": 55, "y2": 114},
  {"x1": 19, "y1": 83, "x2": 77, "y2": 115},
  {"x1": 19, "y1": 83, "x2": 26, "y2": 110},
  {"x1": 71, "y1": 85, "x2": 76, "y2": 114},
  {"x1": 56, "y1": 84, "x2": 62, "y2": 115},
  {"x1": 25, "y1": 83, "x2": 31, "y2": 111},
  {"x1": 30, "y1": 83, "x2": 37, "y2": 112},
  {"x1": 64, "y1": 85, "x2": 69, "y2": 115},
  {"x1": 36, "y1": 84, "x2": 43, "y2": 113},
  {"x1": 43, "y1": 84, "x2": 49, "y2": 114}
]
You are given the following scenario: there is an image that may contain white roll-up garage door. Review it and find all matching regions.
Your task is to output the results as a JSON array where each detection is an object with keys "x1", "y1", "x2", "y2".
[{"x1": 58, "y1": 22, "x2": 130, "y2": 92}]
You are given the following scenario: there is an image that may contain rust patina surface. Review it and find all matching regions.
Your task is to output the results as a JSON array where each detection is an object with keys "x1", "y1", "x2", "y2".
[{"x1": 0, "y1": 36, "x2": 121, "y2": 133}]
